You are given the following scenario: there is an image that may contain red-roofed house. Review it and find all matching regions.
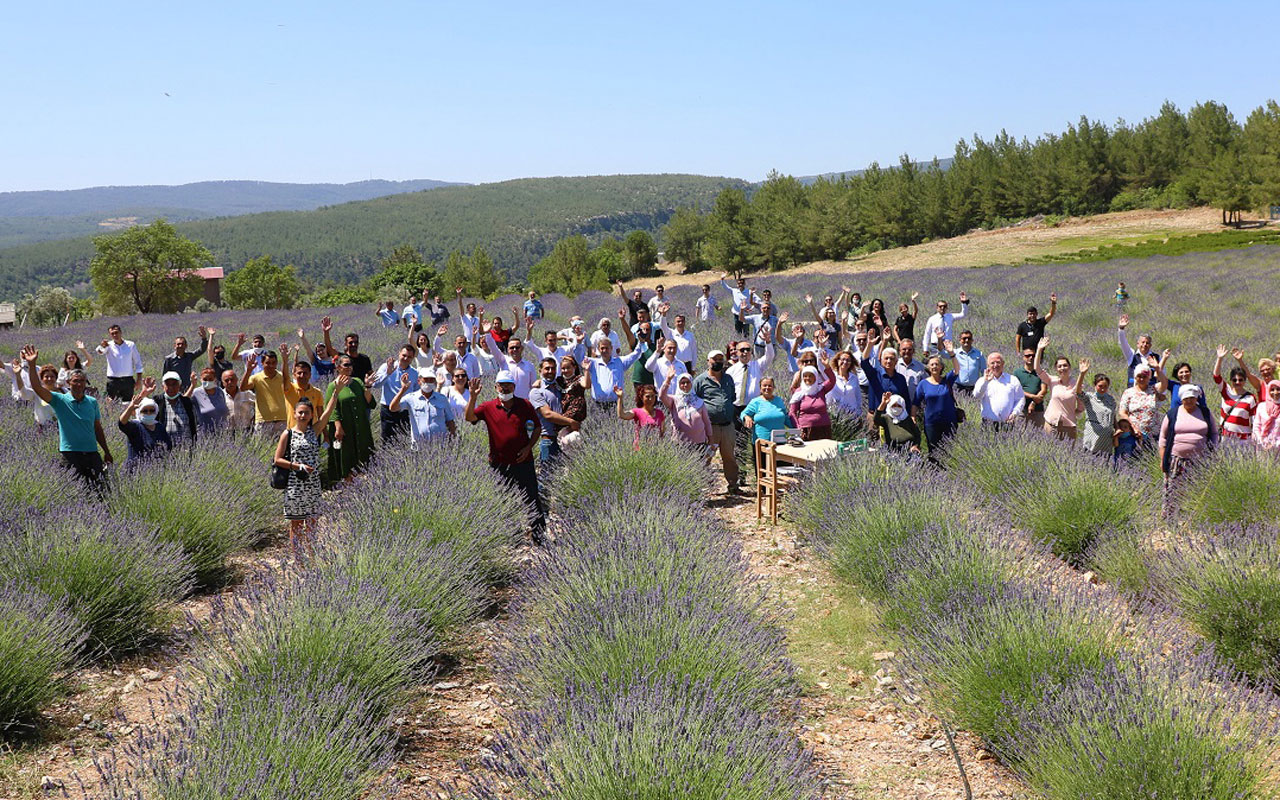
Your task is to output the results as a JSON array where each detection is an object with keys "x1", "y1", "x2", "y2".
[{"x1": 188, "y1": 267, "x2": 224, "y2": 306}]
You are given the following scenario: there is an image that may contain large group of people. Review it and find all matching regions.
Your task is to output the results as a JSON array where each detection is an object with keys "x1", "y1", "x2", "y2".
[{"x1": 11, "y1": 277, "x2": 1280, "y2": 542}]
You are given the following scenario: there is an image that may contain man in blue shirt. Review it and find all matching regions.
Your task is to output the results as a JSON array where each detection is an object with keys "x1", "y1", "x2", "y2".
[
  {"x1": 583, "y1": 337, "x2": 644, "y2": 408},
  {"x1": 377, "y1": 301, "x2": 401, "y2": 327},
  {"x1": 523, "y1": 291, "x2": 544, "y2": 321},
  {"x1": 743, "y1": 301, "x2": 779, "y2": 357},
  {"x1": 388, "y1": 371, "x2": 455, "y2": 446},
  {"x1": 953, "y1": 330, "x2": 984, "y2": 394},
  {"x1": 22, "y1": 345, "x2": 114, "y2": 491},
  {"x1": 369, "y1": 344, "x2": 420, "y2": 443}
]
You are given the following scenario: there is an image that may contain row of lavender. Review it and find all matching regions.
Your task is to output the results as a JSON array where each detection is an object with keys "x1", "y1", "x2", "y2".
[
  {"x1": 461, "y1": 415, "x2": 823, "y2": 798},
  {"x1": 942, "y1": 417, "x2": 1280, "y2": 688},
  {"x1": 793, "y1": 447, "x2": 1280, "y2": 799},
  {"x1": 0, "y1": 404, "x2": 275, "y2": 731},
  {"x1": 97, "y1": 439, "x2": 528, "y2": 798}
]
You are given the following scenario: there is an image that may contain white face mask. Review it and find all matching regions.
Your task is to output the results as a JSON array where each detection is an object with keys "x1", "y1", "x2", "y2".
[
  {"x1": 420, "y1": 382, "x2": 436, "y2": 395},
  {"x1": 497, "y1": 390, "x2": 515, "y2": 402},
  {"x1": 165, "y1": 390, "x2": 181, "y2": 399},
  {"x1": 202, "y1": 380, "x2": 218, "y2": 391}
]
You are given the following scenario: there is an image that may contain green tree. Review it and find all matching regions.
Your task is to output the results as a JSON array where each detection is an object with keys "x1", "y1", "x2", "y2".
[
  {"x1": 660, "y1": 206, "x2": 709, "y2": 272},
  {"x1": 622, "y1": 230, "x2": 659, "y2": 277},
  {"x1": 88, "y1": 219, "x2": 210, "y2": 314},
  {"x1": 16, "y1": 285, "x2": 75, "y2": 327},
  {"x1": 590, "y1": 238, "x2": 630, "y2": 283},
  {"x1": 223, "y1": 255, "x2": 301, "y2": 309},
  {"x1": 369, "y1": 245, "x2": 440, "y2": 296},
  {"x1": 441, "y1": 246, "x2": 504, "y2": 299},
  {"x1": 703, "y1": 188, "x2": 753, "y2": 272},
  {"x1": 1241, "y1": 101, "x2": 1280, "y2": 210},
  {"x1": 529, "y1": 236, "x2": 608, "y2": 296},
  {"x1": 1202, "y1": 146, "x2": 1254, "y2": 225}
]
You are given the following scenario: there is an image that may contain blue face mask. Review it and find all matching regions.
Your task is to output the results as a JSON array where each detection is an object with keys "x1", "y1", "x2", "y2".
[{"x1": 139, "y1": 412, "x2": 158, "y2": 425}]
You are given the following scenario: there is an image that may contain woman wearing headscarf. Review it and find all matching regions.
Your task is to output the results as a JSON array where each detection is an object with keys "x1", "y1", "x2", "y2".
[
  {"x1": 661, "y1": 368, "x2": 713, "y2": 452},
  {"x1": 874, "y1": 392, "x2": 921, "y2": 454},
  {"x1": 556, "y1": 354, "x2": 589, "y2": 428},
  {"x1": 1158, "y1": 383, "x2": 1218, "y2": 510},
  {"x1": 1252, "y1": 380, "x2": 1280, "y2": 451},
  {"x1": 1080, "y1": 373, "x2": 1118, "y2": 457},
  {"x1": 1118, "y1": 361, "x2": 1167, "y2": 448},
  {"x1": 324, "y1": 354, "x2": 375, "y2": 484},
  {"x1": 789, "y1": 350, "x2": 837, "y2": 441}
]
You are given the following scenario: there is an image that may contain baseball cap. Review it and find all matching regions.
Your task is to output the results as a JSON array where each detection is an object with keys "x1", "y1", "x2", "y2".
[
  {"x1": 495, "y1": 370, "x2": 515, "y2": 385},
  {"x1": 161, "y1": 371, "x2": 182, "y2": 383}
]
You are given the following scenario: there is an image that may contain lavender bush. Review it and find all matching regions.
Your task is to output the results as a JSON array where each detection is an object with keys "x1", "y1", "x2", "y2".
[
  {"x1": 0, "y1": 507, "x2": 192, "y2": 655},
  {"x1": 1174, "y1": 441, "x2": 1280, "y2": 529},
  {"x1": 330, "y1": 440, "x2": 529, "y2": 582},
  {"x1": 98, "y1": 665, "x2": 397, "y2": 800},
  {"x1": 1007, "y1": 647, "x2": 1280, "y2": 800},
  {"x1": 1154, "y1": 525, "x2": 1280, "y2": 684},
  {"x1": 549, "y1": 417, "x2": 714, "y2": 508},
  {"x1": 467, "y1": 677, "x2": 822, "y2": 800},
  {"x1": 0, "y1": 583, "x2": 85, "y2": 731},
  {"x1": 107, "y1": 454, "x2": 263, "y2": 587},
  {"x1": 202, "y1": 568, "x2": 440, "y2": 722}
]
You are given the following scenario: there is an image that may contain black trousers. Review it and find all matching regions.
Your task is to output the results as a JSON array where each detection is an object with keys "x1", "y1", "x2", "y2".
[
  {"x1": 105, "y1": 376, "x2": 135, "y2": 402},
  {"x1": 379, "y1": 406, "x2": 410, "y2": 443},
  {"x1": 733, "y1": 315, "x2": 748, "y2": 336},
  {"x1": 62, "y1": 450, "x2": 107, "y2": 495},
  {"x1": 493, "y1": 459, "x2": 546, "y2": 543}
]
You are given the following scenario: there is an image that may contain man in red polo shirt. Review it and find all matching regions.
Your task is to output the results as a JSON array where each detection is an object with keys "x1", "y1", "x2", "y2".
[{"x1": 465, "y1": 370, "x2": 545, "y2": 543}]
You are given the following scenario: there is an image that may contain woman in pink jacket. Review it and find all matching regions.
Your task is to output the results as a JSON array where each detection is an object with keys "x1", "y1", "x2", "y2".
[{"x1": 789, "y1": 351, "x2": 837, "y2": 441}]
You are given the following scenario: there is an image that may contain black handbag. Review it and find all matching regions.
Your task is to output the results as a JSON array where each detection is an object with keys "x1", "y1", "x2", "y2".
[{"x1": 270, "y1": 429, "x2": 293, "y2": 490}]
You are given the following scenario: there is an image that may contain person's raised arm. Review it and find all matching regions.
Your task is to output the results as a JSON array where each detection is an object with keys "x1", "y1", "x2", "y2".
[
  {"x1": 456, "y1": 287, "x2": 466, "y2": 321},
  {"x1": 1154, "y1": 357, "x2": 1169, "y2": 400},
  {"x1": 230, "y1": 332, "x2": 247, "y2": 361},
  {"x1": 433, "y1": 325, "x2": 449, "y2": 355},
  {"x1": 952, "y1": 292, "x2": 968, "y2": 321},
  {"x1": 239, "y1": 354, "x2": 257, "y2": 393},
  {"x1": 206, "y1": 330, "x2": 218, "y2": 368},
  {"x1": 485, "y1": 331, "x2": 510, "y2": 369},
  {"x1": 279, "y1": 343, "x2": 292, "y2": 383},
  {"x1": 614, "y1": 386, "x2": 633, "y2": 420},
  {"x1": 388, "y1": 372, "x2": 411, "y2": 413},
  {"x1": 191, "y1": 327, "x2": 208, "y2": 360},
  {"x1": 1234, "y1": 347, "x2": 1262, "y2": 394},
  {"x1": 645, "y1": 343, "x2": 663, "y2": 373},
  {"x1": 620, "y1": 309, "x2": 637, "y2": 352},
  {"x1": 805, "y1": 294, "x2": 823, "y2": 325},
  {"x1": 1044, "y1": 292, "x2": 1058, "y2": 324},
  {"x1": 118, "y1": 381, "x2": 148, "y2": 426},
  {"x1": 1034, "y1": 337, "x2": 1050, "y2": 383},
  {"x1": 909, "y1": 292, "x2": 919, "y2": 320},
  {"x1": 464, "y1": 377, "x2": 482, "y2": 423},
  {"x1": 1212, "y1": 344, "x2": 1228, "y2": 383},
  {"x1": 321, "y1": 317, "x2": 338, "y2": 358},
  {"x1": 974, "y1": 366, "x2": 992, "y2": 400},
  {"x1": 20, "y1": 346, "x2": 52, "y2": 404},
  {"x1": 1117, "y1": 315, "x2": 1133, "y2": 362},
  {"x1": 943, "y1": 339, "x2": 959, "y2": 372},
  {"x1": 1073, "y1": 359, "x2": 1090, "y2": 395}
]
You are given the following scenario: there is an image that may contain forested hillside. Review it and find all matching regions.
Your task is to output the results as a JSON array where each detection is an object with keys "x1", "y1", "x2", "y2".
[
  {"x1": 0, "y1": 179, "x2": 460, "y2": 248},
  {"x1": 0, "y1": 174, "x2": 743, "y2": 297}
]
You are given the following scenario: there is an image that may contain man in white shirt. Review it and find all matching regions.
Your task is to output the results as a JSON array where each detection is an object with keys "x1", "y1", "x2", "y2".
[
  {"x1": 647, "y1": 284, "x2": 668, "y2": 317},
  {"x1": 921, "y1": 293, "x2": 970, "y2": 355},
  {"x1": 695, "y1": 284, "x2": 719, "y2": 322},
  {"x1": 402, "y1": 296, "x2": 424, "y2": 332},
  {"x1": 896, "y1": 339, "x2": 928, "y2": 397},
  {"x1": 583, "y1": 338, "x2": 644, "y2": 407},
  {"x1": 433, "y1": 329, "x2": 482, "y2": 380},
  {"x1": 589, "y1": 316, "x2": 623, "y2": 356},
  {"x1": 231, "y1": 333, "x2": 268, "y2": 376},
  {"x1": 659, "y1": 313, "x2": 698, "y2": 372},
  {"x1": 973, "y1": 352, "x2": 1024, "y2": 428},
  {"x1": 531, "y1": 327, "x2": 585, "y2": 377},
  {"x1": 646, "y1": 338, "x2": 689, "y2": 383},
  {"x1": 743, "y1": 302, "x2": 781, "y2": 356},
  {"x1": 96, "y1": 324, "x2": 144, "y2": 402},
  {"x1": 485, "y1": 332, "x2": 539, "y2": 399},
  {"x1": 719, "y1": 272, "x2": 757, "y2": 336},
  {"x1": 727, "y1": 336, "x2": 776, "y2": 416},
  {"x1": 455, "y1": 288, "x2": 480, "y2": 341}
]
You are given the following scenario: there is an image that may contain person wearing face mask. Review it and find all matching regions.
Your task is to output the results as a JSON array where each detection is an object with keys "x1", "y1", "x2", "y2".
[
  {"x1": 388, "y1": 370, "x2": 456, "y2": 446},
  {"x1": 155, "y1": 371, "x2": 198, "y2": 446},
  {"x1": 231, "y1": 333, "x2": 269, "y2": 376},
  {"x1": 466, "y1": 371, "x2": 545, "y2": 544},
  {"x1": 189, "y1": 366, "x2": 231, "y2": 434},
  {"x1": 874, "y1": 392, "x2": 922, "y2": 454},
  {"x1": 206, "y1": 329, "x2": 235, "y2": 377},
  {"x1": 693, "y1": 350, "x2": 741, "y2": 494},
  {"x1": 118, "y1": 379, "x2": 173, "y2": 463}
]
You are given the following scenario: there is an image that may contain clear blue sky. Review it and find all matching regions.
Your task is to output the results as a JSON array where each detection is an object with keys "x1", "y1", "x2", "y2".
[{"x1": 2, "y1": 0, "x2": 1274, "y2": 192}]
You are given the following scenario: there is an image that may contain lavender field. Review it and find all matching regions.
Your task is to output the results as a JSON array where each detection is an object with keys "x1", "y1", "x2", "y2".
[{"x1": 1, "y1": 246, "x2": 1279, "y2": 799}]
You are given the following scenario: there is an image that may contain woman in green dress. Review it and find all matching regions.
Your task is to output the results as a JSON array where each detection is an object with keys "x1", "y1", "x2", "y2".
[{"x1": 324, "y1": 354, "x2": 375, "y2": 483}]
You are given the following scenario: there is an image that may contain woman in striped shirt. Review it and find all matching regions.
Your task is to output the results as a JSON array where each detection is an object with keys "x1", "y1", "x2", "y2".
[{"x1": 1212, "y1": 345, "x2": 1258, "y2": 440}]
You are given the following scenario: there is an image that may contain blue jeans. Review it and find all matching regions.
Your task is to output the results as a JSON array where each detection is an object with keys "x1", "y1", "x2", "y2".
[{"x1": 539, "y1": 437, "x2": 561, "y2": 465}]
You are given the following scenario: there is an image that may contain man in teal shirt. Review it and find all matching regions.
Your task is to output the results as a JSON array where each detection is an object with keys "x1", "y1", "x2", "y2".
[{"x1": 22, "y1": 345, "x2": 114, "y2": 490}]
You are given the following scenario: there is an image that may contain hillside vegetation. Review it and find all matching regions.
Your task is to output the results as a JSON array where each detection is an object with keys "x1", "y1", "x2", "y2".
[
  {"x1": 0, "y1": 179, "x2": 459, "y2": 247},
  {"x1": 0, "y1": 174, "x2": 743, "y2": 298}
]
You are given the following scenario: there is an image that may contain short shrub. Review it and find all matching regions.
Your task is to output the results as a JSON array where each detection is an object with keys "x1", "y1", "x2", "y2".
[
  {"x1": 551, "y1": 421, "x2": 713, "y2": 508},
  {"x1": 0, "y1": 448, "x2": 78, "y2": 512},
  {"x1": 189, "y1": 434, "x2": 278, "y2": 540},
  {"x1": 1154, "y1": 525, "x2": 1280, "y2": 684},
  {"x1": 1176, "y1": 442, "x2": 1280, "y2": 529},
  {"x1": 332, "y1": 440, "x2": 528, "y2": 582},
  {"x1": 0, "y1": 584, "x2": 85, "y2": 731},
  {"x1": 469, "y1": 677, "x2": 822, "y2": 800},
  {"x1": 1006, "y1": 455, "x2": 1142, "y2": 565},
  {"x1": 518, "y1": 495, "x2": 758, "y2": 627},
  {"x1": 1088, "y1": 529, "x2": 1152, "y2": 596},
  {"x1": 107, "y1": 458, "x2": 260, "y2": 587},
  {"x1": 0, "y1": 507, "x2": 192, "y2": 655},
  {"x1": 902, "y1": 578, "x2": 1122, "y2": 749},
  {"x1": 880, "y1": 521, "x2": 1015, "y2": 633},
  {"x1": 789, "y1": 448, "x2": 883, "y2": 533},
  {"x1": 1007, "y1": 650, "x2": 1280, "y2": 800},
  {"x1": 502, "y1": 579, "x2": 792, "y2": 711},
  {"x1": 942, "y1": 423, "x2": 1056, "y2": 497},
  {"x1": 105, "y1": 666, "x2": 397, "y2": 800},
  {"x1": 795, "y1": 461, "x2": 959, "y2": 597},
  {"x1": 205, "y1": 569, "x2": 439, "y2": 721}
]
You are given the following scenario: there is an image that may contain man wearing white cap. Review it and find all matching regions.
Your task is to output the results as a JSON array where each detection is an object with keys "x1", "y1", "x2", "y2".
[
  {"x1": 484, "y1": 332, "x2": 539, "y2": 400},
  {"x1": 466, "y1": 370, "x2": 546, "y2": 544},
  {"x1": 156, "y1": 370, "x2": 198, "y2": 445}
]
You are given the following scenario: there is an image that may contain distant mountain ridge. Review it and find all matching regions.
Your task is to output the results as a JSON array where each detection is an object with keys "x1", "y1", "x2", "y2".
[
  {"x1": 0, "y1": 174, "x2": 744, "y2": 298},
  {"x1": 0, "y1": 179, "x2": 462, "y2": 218}
]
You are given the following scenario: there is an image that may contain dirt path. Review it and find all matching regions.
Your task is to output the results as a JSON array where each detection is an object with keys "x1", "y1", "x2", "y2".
[
  {"x1": 629, "y1": 207, "x2": 1224, "y2": 292},
  {"x1": 710, "y1": 494, "x2": 1030, "y2": 799}
]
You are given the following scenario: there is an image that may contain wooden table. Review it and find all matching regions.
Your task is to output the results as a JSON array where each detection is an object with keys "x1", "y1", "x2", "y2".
[{"x1": 755, "y1": 437, "x2": 848, "y2": 523}]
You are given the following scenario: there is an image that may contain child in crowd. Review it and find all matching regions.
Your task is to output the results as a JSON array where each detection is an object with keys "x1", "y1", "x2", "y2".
[{"x1": 1113, "y1": 417, "x2": 1138, "y2": 465}]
